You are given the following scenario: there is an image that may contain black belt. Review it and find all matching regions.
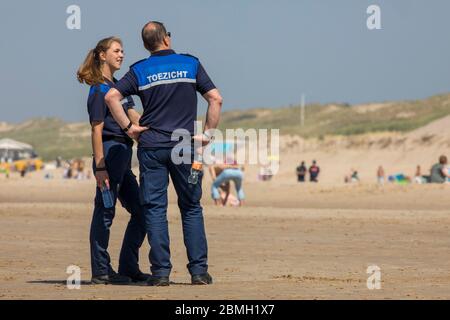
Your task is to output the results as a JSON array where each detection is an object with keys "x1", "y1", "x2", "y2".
[{"x1": 102, "y1": 135, "x2": 133, "y2": 146}]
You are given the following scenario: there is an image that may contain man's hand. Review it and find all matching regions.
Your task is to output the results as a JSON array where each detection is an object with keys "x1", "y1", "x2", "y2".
[
  {"x1": 95, "y1": 170, "x2": 110, "y2": 190},
  {"x1": 192, "y1": 133, "x2": 212, "y2": 147},
  {"x1": 192, "y1": 133, "x2": 212, "y2": 156},
  {"x1": 127, "y1": 124, "x2": 149, "y2": 141}
]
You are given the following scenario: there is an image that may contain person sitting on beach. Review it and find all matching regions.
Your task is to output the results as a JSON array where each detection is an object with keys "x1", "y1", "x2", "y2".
[
  {"x1": 345, "y1": 168, "x2": 359, "y2": 183},
  {"x1": 377, "y1": 166, "x2": 385, "y2": 185},
  {"x1": 414, "y1": 165, "x2": 426, "y2": 184},
  {"x1": 351, "y1": 170, "x2": 359, "y2": 183},
  {"x1": 429, "y1": 155, "x2": 450, "y2": 184}
]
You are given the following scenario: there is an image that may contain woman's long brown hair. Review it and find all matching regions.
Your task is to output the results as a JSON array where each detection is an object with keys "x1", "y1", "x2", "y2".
[{"x1": 77, "y1": 36, "x2": 122, "y2": 86}]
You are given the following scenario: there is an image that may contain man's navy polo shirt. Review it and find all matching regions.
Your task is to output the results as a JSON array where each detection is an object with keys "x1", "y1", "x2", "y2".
[
  {"x1": 87, "y1": 78, "x2": 135, "y2": 140},
  {"x1": 114, "y1": 49, "x2": 216, "y2": 148}
]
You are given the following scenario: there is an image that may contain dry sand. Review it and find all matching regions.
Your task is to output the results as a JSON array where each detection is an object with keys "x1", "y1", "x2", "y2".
[{"x1": 1, "y1": 125, "x2": 450, "y2": 299}]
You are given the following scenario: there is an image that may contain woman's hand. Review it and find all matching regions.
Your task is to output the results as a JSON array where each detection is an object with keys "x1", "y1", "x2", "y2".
[{"x1": 95, "y1": 170, "x2": 110, "y2": 190}]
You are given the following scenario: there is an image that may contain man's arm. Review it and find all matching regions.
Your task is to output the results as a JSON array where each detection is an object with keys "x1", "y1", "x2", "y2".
[
  {"x1": 127, "y1": 108, "x2": 141, "y2": 125},
  {"x1": 105, "y1": 88, "x2": 147, "y2": 140},
  {"x1": 195, "y1": 61, "x2": 222, "y2": 137},
  {"x1": 105, "y1": 88, "x2": 128, "y2": 128},
  {"x1": 203, "y1": 88, "x2": 223, "y2": 132}
]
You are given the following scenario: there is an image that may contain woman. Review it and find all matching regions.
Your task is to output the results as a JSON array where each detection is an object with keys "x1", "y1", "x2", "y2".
[{"x1": 77, "y1": 37, "x2": 148, "y2": 284}]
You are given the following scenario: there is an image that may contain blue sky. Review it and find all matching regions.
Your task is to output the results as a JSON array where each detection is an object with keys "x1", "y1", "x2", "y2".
[{"x1": 1, "y1": 0, "x2": 450, "y2": 122}]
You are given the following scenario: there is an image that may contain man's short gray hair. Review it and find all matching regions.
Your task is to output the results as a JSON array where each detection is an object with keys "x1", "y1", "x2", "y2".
[{"x1": 141, "y1": 21, "x2": 168, "y2": 52}]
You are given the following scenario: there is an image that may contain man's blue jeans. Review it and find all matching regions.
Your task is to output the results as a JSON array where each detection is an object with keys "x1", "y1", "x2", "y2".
[
  {"x1": 138, "y1": 147, "x2": 208, "y2": 277},
  {"x1": 90, "y1": 140, "x2": 146, "y2": 277}
]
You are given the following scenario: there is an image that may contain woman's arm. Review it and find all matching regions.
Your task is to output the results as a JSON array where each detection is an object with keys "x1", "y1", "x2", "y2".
[
  {"x1": 91, "y1": 121, "x2": 109, "y2": 189},
  {"x1": 127, "y1": 108, "x2": 141, "y2": 126}
]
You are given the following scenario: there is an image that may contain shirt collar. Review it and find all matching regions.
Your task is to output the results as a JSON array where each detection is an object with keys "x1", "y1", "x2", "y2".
[
  {"x1": 104, "y1": 78, "x2": 116, "y2": 87},
  {"x1": 151, "y1": 49, "x2": 175, "y2": 57}
]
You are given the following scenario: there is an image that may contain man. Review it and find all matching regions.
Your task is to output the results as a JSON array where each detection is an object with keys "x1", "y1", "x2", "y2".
[
  {"x1": 105, "y1": 21, "x2": 222, "y2": 286},
  {"x1": 429, "y1": 155, "x2": 450, "y2": 183},
  {"x1": 309, "y1": 160, "x2": 320, "y2": 182},
  {"x1": 296, "y1": 161, "x2": 307, "y2": 182}
]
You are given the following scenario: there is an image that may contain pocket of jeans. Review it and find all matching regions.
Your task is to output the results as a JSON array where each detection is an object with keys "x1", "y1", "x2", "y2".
[
  {"x1": 139, "y1": 171, "x2": 153, "y2": 205},
  {"x1": 139, "y1": 161, "x2": 168, "y2": 206}
]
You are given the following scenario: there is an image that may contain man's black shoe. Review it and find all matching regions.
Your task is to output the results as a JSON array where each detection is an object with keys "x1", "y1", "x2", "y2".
[
  {"x1": 126, "y1": 271, "x2": 151, "y2": 283},
  {"x1": 146, "y1": 275, "x2": 170, "y2": 286},
  {"x1": 191, "y1": 273, "x2": 213, "y2": 285},
  {"x1": 91, "y1": 273, "x2": 131, "y2": 285}
]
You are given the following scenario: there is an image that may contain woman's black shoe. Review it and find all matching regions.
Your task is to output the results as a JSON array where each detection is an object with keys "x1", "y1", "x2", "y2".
[
  {"x1": 91, "y1": 273, "x2": 131, "y2": 285},
  {"x1": 126, "y1": 271, "x2": 151, "y2": 283}
]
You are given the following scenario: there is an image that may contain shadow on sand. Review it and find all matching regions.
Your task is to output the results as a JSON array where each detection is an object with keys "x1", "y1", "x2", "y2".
[{"x1": 27, "y1": 280, "x2": 191, "y2": 286}]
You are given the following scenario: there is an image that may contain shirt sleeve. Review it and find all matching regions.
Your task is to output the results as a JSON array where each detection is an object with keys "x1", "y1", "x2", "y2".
[
  {"x1": 87, "y1": 87, "x2": 106, "y2": 123},
  {"x1": 115, "y1": 69, "x2": 139, "y2": 98},
  {"x1": 196, "y1": 62, "x2": 216, "y2": 95},
  {"x1": 121, "y1": 96, "x2": 135, "y2": 110}
]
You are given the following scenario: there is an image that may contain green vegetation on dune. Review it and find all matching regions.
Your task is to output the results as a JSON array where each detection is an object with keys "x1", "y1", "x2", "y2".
[
  {"x1": 0, "y1": 118, "x2": 91, "y2": 161},
  {"x1": 2, "y1": 93, "x2": 450, "y2": 161},
  {"x1": 217, "y1": 93, "x2": 450, "y2": 137}
]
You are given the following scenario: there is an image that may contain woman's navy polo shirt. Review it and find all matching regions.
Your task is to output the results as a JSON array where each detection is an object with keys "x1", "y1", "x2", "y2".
[{"x1": 87, "y1": 78, "x2": 135, "y2": 139}]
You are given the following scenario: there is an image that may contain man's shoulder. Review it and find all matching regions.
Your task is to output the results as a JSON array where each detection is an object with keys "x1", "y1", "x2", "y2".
[
  {"x1": 179, "y1": 53, "x2": 199, "y2": 61},
  {"x1": 129, "y1": 58, "x2": 148, "y2": 69}
]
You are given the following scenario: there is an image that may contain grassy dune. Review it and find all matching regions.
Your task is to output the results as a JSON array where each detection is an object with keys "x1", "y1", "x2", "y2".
[
  {"x1": 2, "y1": 93, "x2": 450, "y2": 161},
  {"x1": 218, "y1": 93, "x2": 450, "y2": 138}
]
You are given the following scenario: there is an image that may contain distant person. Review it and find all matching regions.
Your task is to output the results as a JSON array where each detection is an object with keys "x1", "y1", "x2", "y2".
[
  {"x1": 309, "y1": 160, "x2": 320, "y2": 182},
  {"x1": 345, "y1": 168, "x2": 359, "y2": 183},
  {"x1": 62, "y1": 160, "x2": 72, "y2": 179},
  {"x1": 429, "y1": 155, "x2": 450, "y2": 183},
  {"x1": 77, "y1": 36, "x2": 147, "y2": 285},
  {"x1": 4, "y1": 163, "x2": 10, "y2": 179},
  {"x1": 210, "y1": 162, "x2": 245, "y2": 206},
  {"x1": 296, "y1": 161, "x2": 307, "y2": 182},
  {"x1": 18, "y1": 162, "x2": 27, "y2": 178},
  {"x1": 414, "y1": 165, "x2": 425, "y2": 184},
  {"x1": 351, "y1": 170, "x2": 359, "y2": 182},
  {"x1": 56, "y1": 156, "x2": 62, "y2": 168},
  {"x1": 77, "y1": 159, "x2": 86, "y2": 180},
  {"x1": 71, "y1": 160, "x2": 78, "y2": 179},
  {"x1": 258, "y1": 164, "x2": 273, "y2": 181},
  {"x1": 377, "y1": 166, "x2": 385, "y2": 185},
  {"x1": 214, "y1": 180, "x2": 240, "y2": 207}
]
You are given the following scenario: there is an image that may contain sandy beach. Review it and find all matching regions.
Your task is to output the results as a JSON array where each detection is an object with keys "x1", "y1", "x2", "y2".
[{"x1": 1, "y1": 131, "x2": 450, "y2": 300}]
